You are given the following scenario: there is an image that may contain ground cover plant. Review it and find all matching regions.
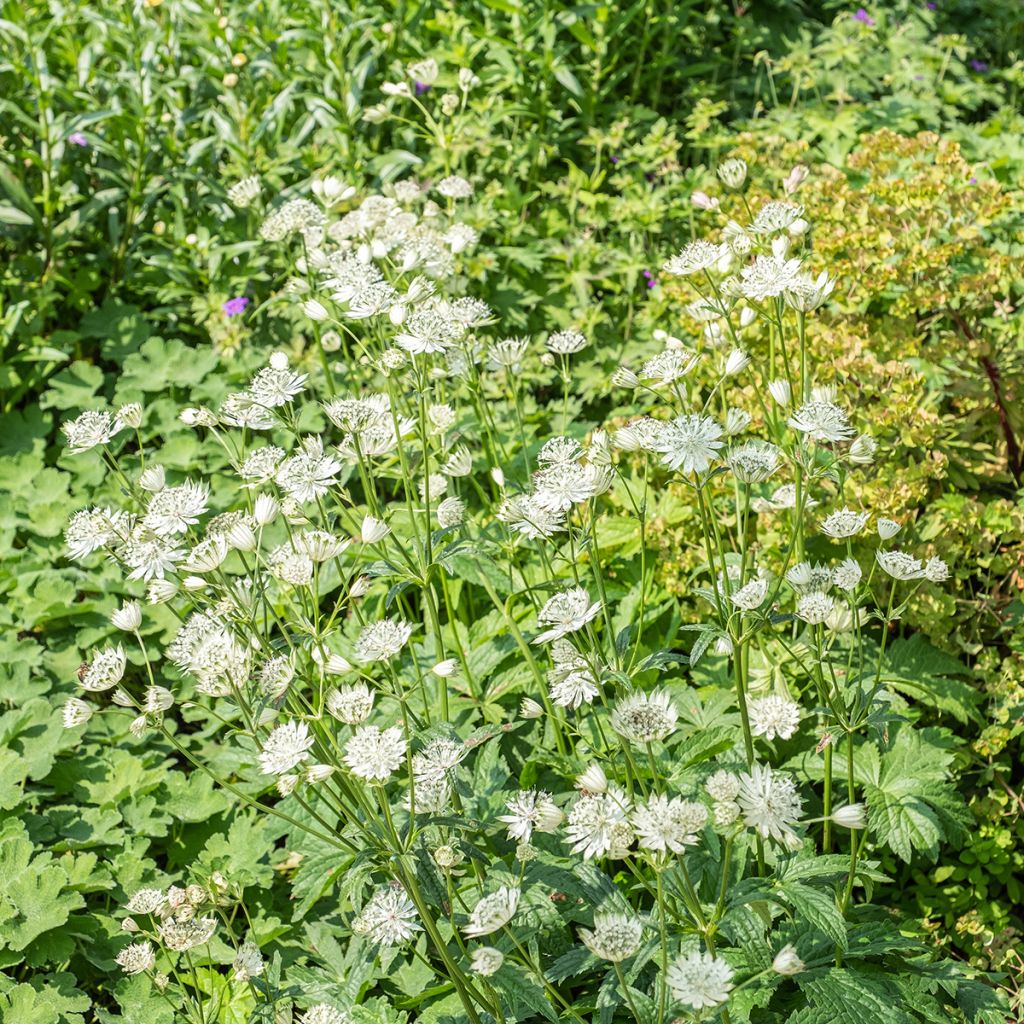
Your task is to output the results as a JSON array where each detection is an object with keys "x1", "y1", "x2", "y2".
[{"x1": 1, "y1": 1, "x2": 1023, "y2": 1023}]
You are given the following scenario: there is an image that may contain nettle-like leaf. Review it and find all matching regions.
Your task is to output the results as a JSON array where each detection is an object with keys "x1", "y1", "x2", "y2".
[
  {"x1": 790, "y1": 966, "x2": 915, "y2": 1024},
  {"x1": 882, "y1": 635, "x2": 982, "y2": 726},
  {"x1": 862, "y1": 728, "x2": 971, "y2": 862}
]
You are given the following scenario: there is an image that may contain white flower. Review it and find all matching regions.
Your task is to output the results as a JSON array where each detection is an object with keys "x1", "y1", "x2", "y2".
[
  {"x1": 831, "y1": 803, "x2": 867, "y2": 828},
  {"x1": 546, "y1": 329, "x2": 588, "y2": 355},
  {"x1": 717, "y1": 157, "x2": 747, "y2": 188},
  {"x1": 633, "y1": 795, "x2": 708, "y2": 854},
  {"x1": 463, "y1": 887, "x2": 520, "y2": 938},
  {"x1": 564, "y1": 786, "x2": 634, "y2": 859},
  {"x1": 653, "y1": 414, "x2": 724, "y2": 475},
  {"x1": 663, "y1": 240, "x2": 724, "y2": 276},
  {"x1": 875, "y1": 549, "x2": 926, "y2": 581},
  {"x1": 737, "y1": 763, "x2": 803, "y2": 841},
  {"x1": 62, "y1": 410, "x2": 126, "y2": 453},
  {"x1": 115, "y1": 940, "x2": 155, "y2": 975},
  {"x1": 344, "y1": 726, "x2": 407, "y2": 782},
  {"x1": 354, "y1": 887, "x2": 421, "y2": 946},
  {"x1": 227, "y1": 176, "x2": 261, "y2": 208},
  {"x1": 80, "y1": 646, "x2": 127, "y2": 691},
  {"x1": 469, "y1": 946, "x2": 504, "y2": 976},
  {"x1": 355, "y1": 619, "x2": 412, "y2": 662},
  {"x1": 111, "y1": 601, "x2": 142, "y2": 632},
  {"x1": 832, "y1": 558, "x2": 863, "y2": 591},
  {"x1": 705, "y1": 770, "x2": 741, "y2": 802},
  {"x1": 728, "y1": 441, "x2": 781, "y2": 482},
  {"x1": 796, "y1": 591, "x2": 834, "y2": 625},
  {"x1": 611, "y1": 690, "x2": 678, "y2": 744},
  {"x1": 498, "y1": 790, "x2": 563, "y2": 842},
  {"x1": 732, "y1": 577, "x2": 769, "y2": 611},
  {"x1": 877, "y1": 518, "x2": 901, "y2": 540},
  {"x1": 299, "y1": 1006, "x2": 351, "y2": 1024},
  {"x1": 580, "y1": 910, "x2": 644, "y2": 962},
  {"x1": 788, "y1": 391, "x2": 855, "y2": 443},
  {"x1": 666, "y1": 949, "x2": 734, "y2": 1009},
  {"x1": 533, "y1": 587, "x2": 601, "y2": 644},
  {"x1": 767, "y1": 379, "x2": 791, "y2": 406},
  {"x1": 143, "y1": 482, "x2": 209, "y2": 536},
  {"x1": 820, "y1": 507, "x2": 869, "y2": 539},
  {"x1": 436, "y1": 175, "x2": 473, "y2": 199},
  {"x1": 232, "y1": 939, "x2": 265, "y2": 981},
  {"x1": 62, "y1": 697, "x2": 93, "y2": 728},
  {"x1": 772, "y1": 944, "x2": 805, "y2": 976},
  {"x1": 924, "y1": 556, "x2": 950, "y2": 582},
  {"x1": 577, "y1": 764, "x2": 608, "y2": 793},
  {"x1": 259, "y1": 721, "x2": 315, "y2": 776},
  {"x1": 740, "y1": 254, "x2": 803, "y2": 301},
  {"x1": 748, "y1": 695, "x2": 801, "y2": 741}
]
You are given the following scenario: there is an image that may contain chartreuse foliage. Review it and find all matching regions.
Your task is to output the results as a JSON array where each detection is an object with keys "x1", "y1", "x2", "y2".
[{"x1": 1, "y1": 0, "x2": 1023, "y2": 1022}]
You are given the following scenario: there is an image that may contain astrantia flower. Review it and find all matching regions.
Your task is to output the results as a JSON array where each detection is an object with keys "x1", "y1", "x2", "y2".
[
  {"x1": 276, "y1": 438, "x2": 341, "y2": 502},
  {"x1": 831, "y1": 803, "x2": 867, "y2": 828},
  {"x1": 788, "y1": 390, "x2": 855, "y2": 443},
  {"x1": 705, "y1": 770, "x2": 741, "y2": 802},
  {"x1": 832, "y1": 558, "x2": 862, "y2": 591},
  {"x1": 785, "y1": 561, "x2": 832, "y2": 593},
  {"x1": 717, "y1": 157, "x2": 747, "y2": 188},
  {"x1": 115, "y1": 941, "x2": 155, "y2": 975},
  {"x1": 499, "y1": 494, "x2": 566, "y2": 539},
  {"x1": 751, "y1": 201, "x2": 803, "y2": 234},
  {"x1": 533, "y1": 587, "x2": 601, "y2": 644},
  {"x1": 498, "y1": 790, "x2": 563, "y2": 842},
  {"x1": 796, "y1": 590, "x2": 834, "y2": 625},
  {"x1": 436, "y1": 175, "x2": 473, "y2": 199},
  {"x1": 772, "y1": 944, "x2": 805, "y2": 976},
  {"x1": 488, "y1": 335, "x2": 531, "y2": 369},
  {"x1": 611, "y1": 690, "x2": 678, "y2": 745},
  {"x1": 749, "y1": 695, "x2": 801, "y2": 741},
  {"x1": 232, "y1": 939, "x2": 265, "y2": 981},
  {"x1": 65, "y1": 507, "x2": 125, "y2": 560},
  {"x1": 546, "y1": 329, "x2": 588, "y2": 355},
  {"x1": 924, "y1": 556, "x2": 949, "y2": 582},
  {"x1": 62, "y1": 410, "x2": 125, "y2": 453},
  {"x1": 667, "y1": 949, "x2": 733, "y2": 1009},
  {"x1": 633, "y1": 795, "x2": 708, "y2": 854},
  {"x1": 737, "y1": 763, "x2": 803, "y2": 841},
  {"x1": 437, "y1": 496, "x2": 466, "y2": 528},
  {"x1": 259, "y1": 721, "x2": 314, "y2": 776},
  {"x1": 299, "y1": 1006, "x2": 351, "y2": 1024},
  {"x1": 469, "y1": 946, "x2": 505, "y2": 976},
  {"x1": 653, "y1": 414, "x2": 724, "y2": 475},
  {"x1": 62, "y1": 697, "x2": 93, "y2": 728},
  {"x1": 639, "y1": 348, "x2": 699, "y2": 385},
  {"x1": 413, "y1": 737, "x2": 468, "y2": 783},
  {"x1": 820, "y1": 507, "x2": 869, "y2": 539},
  {"x1": 327, "y1": 683, "x2": 374, "y2": 724},
  {"x1": 784, "y1": 270, "x2": 835, "y2": 312},
  {"x1": 227, "y1": 176, "x2": 261, "y2": 208},
  {"x1": 143, "y1": 482, "x2": 209, "y2": 536},
  {"x1": 125, "y1": 888, "x2": 165, "y2": 915},
  {"x1": 565, "y1": 786, "x2": 634, "y2": 859},
  {"x1": 731, "y1": 577, "x2": 769, "y2": 611},
  {"x1": 355, "y1": 618, "x2": 412, "y2": 662},
  {"x1": 728, "y1": 440, "x2": 781, "y2": 482},
  {"x1": 740, "y1": 253, "x2": 802, "y2": 301},
  {"x1": 80, "y1": 646, "x2": 127, "y2": 691},
  {"x1": 344, "y1": 726, "x2": 407, "y2": 781},
  {"x1": 875, "y1": 550, "x2": 925, "y2": 581},
  {"x1": 663, "y1": 240, "x2": 723, "y2": 277},
  {"x1": 159, "y1": 916, "x2": 217, "y2": 951},
  {"x1": 249, "y1": 366, "x2": 307, "y2": 407},
  {"x1": 463, "y1": 887, "x2": 520, "y2": 938},
  {"x1": 354, "y1": 887, "x2": 421, "y2": 946},
  {"x1": 580, "y1": 910, "x2": 644, "y2": 962}
]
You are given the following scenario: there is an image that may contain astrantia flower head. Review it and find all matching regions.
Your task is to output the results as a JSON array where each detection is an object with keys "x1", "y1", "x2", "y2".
[
  {"x1": 546, "y1": 329, "x2": 588, "y2": 355},
  {"x1": 705, "y1": 770, "x2": 741, "y2": 802},
  {"x1": 355, "y1": 618, "x2": 412, "y2": 662},
  {"x1": 772, "y1": 943, "x2": 806, "y2": 976},
  {"x1": 580, "y1": 910, "x2": 644, "y2": 962},
  {"x1": 924, "y1": 556, "x2": 950, "y2": 582},
  {"x1": 62, "y1": 410, "x2": 126, "y2": 453},
  {"x1": 354, "y1": 886, "x2": 421, "y2": 946},
  {"x1": 788, "y1": 389, "x2": 855, "y2": 443},
  {"x1": 633, "y1": 795, "x2": 708, "y2": 854},
  {"x1": 639, "y1": 348, "x2": 700, "y2": 385},
  {"x1": 653, "y1": 414, "x2": 724, "y2": 475},
  {"x1": 80, "y1": 646, "x2": 127, "y2": 691},
  {"x1": 667, "y1": 949, "x2": 734, "y2": 1009},
  {"x1": 259, "y1": 720, "x2": 315, "y2": 775},
  {"x1": 65, "y1": 506, "x2": 126, "y2": 560},
  {"x1": 299, "y1": 1005, "x2": 351, "y2": 1024},
  {"x1": 62, "y1": 697, "x2": 93, "y2": 728},
  {"x1": 717, "y1": 157, "x2": 747, "y2": 188},
  {"x1": 327, "y1": 683, "x2": 374, "y2": 724},
  {"x1": 248, "y1": 365, "x2": 307, "y2": 408},
  {"x1": 142, "y1": 481, "x2": 209, "y2": 536},
  {"x1": 533, "y1": 587, "x2": 601, "y2": 644},
  {"x1": 737, "y1": 763, "x2": 803, "y2": 841},
  {"x1": 498, "y1": 789, "x2": 564, "y2": 842},
  {"x1": 875, "y1": 549, "x2": 926, "y2": 581},
  {"x1": 731, "y1": 577, "x2": 769, "y2": 612},
  {"x1": 820, "y1": 507, "x2": 869, "y2": 539},
  {"x1": 436, "y1": 175, "x2": 473, "y2": 199},
  {"x1": 749, "y1": 695, "x2": 801, "y2": 741},
  {"x1": 785, "y1": 561, "x2": 832, "y2": 593},
  {"x1": 611, "y1": 690, "x2": 678, "y2": 745},
  {"x1": 227, "y1": 175, "x2": 261, "y2": 208},
  {"x1": 232, "y1": 938, "x2": 266, "y2": 981},
  {"x1": 663, "y1": 240, "x2": 723, "y2": 277},
  {"x1": 832, "y1": 558, "x2": 863, "y2": 591},
  {"x1": 751, "y1": 200, "x2": 804, "y2": 234},
  {"x1": 116, "y1": 940, "x2": 155, "y2": 975},
  {"x1": 463, "y1": 886, "x2": 520, "y2": 938},
  {"x1": 796, "y1": 590, "x2": 834, "y2": 625},
  {"x1": 728, "y1": 440, "x2": 781, "y2": 483},
  {"x1": 344, "y1": 725, "x2": 407, "y2": 781},
  {"x1": 565, "y1": 786, "x2": 634, "y2": 859},
  {"x1": 469, "y1": 946, "x2": 504, "y2": 976},
  {"x1": 740, "y1": 253, "x2": 803, "y2": 301},
  {"x1": 159, "y1": 916, "x2": 217, "y2": 951}
]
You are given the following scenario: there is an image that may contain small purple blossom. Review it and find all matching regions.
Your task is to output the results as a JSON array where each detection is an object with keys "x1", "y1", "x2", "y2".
[
  {"x1": 970, "y1": 59, "x2": 988, "y2": 73},
  {"x1": 926, "y1": 2, "x2": 936, "y2": 9},
  {"x1": 968, "y1": 176, "x2": 977, "y2": 185},
  {"x1": 68, "y1": 132, "x2": 88, "y2": 147},
  {"x1": 414, "y1": 81, "x2": 430, "y2": 95},
  {"x1": 642, "y1": 269, "x2": 657, "y2": 290},
  {"x1": 222, "y1": 296, "x2": 250, "y2": 317},
  {"x1": 609, "y1": 155, "x2": 620, "y2": 164},
  {"x1": 854, "y1": 8, "x2": 875, "y2": 26}
]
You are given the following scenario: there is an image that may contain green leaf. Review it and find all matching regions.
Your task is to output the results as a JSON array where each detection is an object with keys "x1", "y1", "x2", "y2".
[
  {"x1": 792, "y1": 967, "x2": 914, "y2": 1024},
  {"x1": 777, "y1": 881, "x2": 848, "y2": 949}
]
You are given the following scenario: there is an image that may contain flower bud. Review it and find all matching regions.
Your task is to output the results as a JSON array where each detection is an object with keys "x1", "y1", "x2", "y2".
[
  {"x1": 117, "y1": 403, "x2": 143, "y2": 429},
  {"x1": 254, "y1": 494, "x2": 279, "y2": 526},
  {"x1": 139, "y1": 465, "x2": 166, "y2": 492},
  {"x1": 432, "y1": 658, "x2": 458, "y2": 678},
  {"x1": 519, "y1": 698, "x2": 543, "y2": 719},
  {"x1": 772, "y1": 943, "x2": 805, "y2": 975},
  {"x1": 111, "y1": 601, "x2": 142, "y2": 632},
  {"x1": 831, "y1": 803, "x2": 867, "y2": 829},
  {"x1": 577, "y1": 764, "x2": 608, "y2": 793}
]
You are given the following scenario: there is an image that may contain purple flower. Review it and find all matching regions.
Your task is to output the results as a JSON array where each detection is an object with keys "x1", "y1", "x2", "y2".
[
  {"x1": 926, "y1": 2, "x2": 936, "y2": 9},
  {"x1": 970, "y1": 59, "x2": 988, "y2": 73},
  {"x1": 854, "y1": 8, "x2": 875, "y2": 26},
  {"x1": 68, "y1": 132, "x2": 88, "y2": 147},
  {"x1": 609, "y1": 155, "x2": 620, "y2": 164},
  {"x1": 642, "y1": 269, "x2": 657, "y2": 289},
  {"x1": 414, "y1": 81, "x2": 430, "y2": 95},
  {"x1": 969, "y1": 176, "x2": 977, "y2": 185},
  {"x1": 222, "y1": 296, "x2": 250, "y2": 317}
]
